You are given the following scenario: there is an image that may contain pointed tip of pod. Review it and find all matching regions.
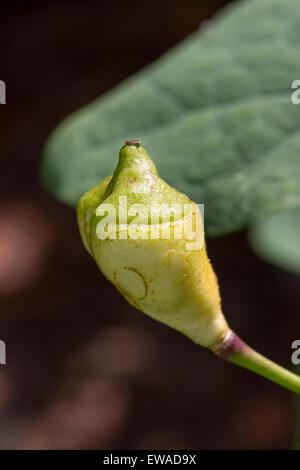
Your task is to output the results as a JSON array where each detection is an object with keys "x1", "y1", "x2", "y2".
[
  {"x1": 124, "y1": 139, "x2": 142, "y2": 146},
  {"x1": 118, "y1": 139, "x2": 157, "y2": 176}
]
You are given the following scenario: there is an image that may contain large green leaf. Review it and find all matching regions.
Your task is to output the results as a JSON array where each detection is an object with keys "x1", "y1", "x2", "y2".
[{"x1": 41, "y1": 0, "x2": 300, "y2": 236}]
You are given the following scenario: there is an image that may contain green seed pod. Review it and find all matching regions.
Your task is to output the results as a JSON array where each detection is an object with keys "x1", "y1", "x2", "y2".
[
  {"x1": 77, "y1": 141, "x2": 229, "y2": 347},
  {"x1": 77, "y1": 140, "x2": 300, "y2": 395}
]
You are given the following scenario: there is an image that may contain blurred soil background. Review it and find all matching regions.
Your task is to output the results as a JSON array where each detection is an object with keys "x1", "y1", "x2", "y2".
[{"x1": 0, "y1": 0, "x2": 299, "y2": 449}]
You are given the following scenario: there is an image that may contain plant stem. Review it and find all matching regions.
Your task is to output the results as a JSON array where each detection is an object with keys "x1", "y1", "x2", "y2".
[{"x1": 211, "y1": 330, "x2": 300, "y2": 395}]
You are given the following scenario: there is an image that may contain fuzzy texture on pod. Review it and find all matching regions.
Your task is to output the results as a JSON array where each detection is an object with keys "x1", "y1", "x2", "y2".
[{"x1": 77, "y1": 142, "x2": 229, "y2": 348}]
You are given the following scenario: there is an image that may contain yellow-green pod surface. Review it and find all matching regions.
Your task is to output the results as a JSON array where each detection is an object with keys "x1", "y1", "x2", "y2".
[{"x1": 77, "y1": 142, "x2": 228, "y2": 348}]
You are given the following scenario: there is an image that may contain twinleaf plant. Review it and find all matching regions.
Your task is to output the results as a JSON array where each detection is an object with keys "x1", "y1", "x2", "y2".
[
  {"x1": 40, "y1": 0, "x2": 300, "y2": 447},
  {"x1": 77, "y1": 141, "x2": 300, "y2": 395}
]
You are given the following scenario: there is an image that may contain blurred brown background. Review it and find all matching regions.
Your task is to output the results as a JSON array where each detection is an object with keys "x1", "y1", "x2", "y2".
[{"x1": 0, "y1": 0, "x2": 299, "y2": 450}]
